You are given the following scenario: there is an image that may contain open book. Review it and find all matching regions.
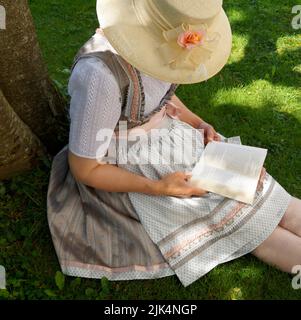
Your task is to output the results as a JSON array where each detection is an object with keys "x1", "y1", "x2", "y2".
[{"x1": 190, "y1": 137, "x2": 268, "y2": 204}]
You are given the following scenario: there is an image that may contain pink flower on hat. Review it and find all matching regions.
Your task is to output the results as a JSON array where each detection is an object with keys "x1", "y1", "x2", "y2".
[{"x1": 177, "y1": 30, "x2": 206, "y2": 50}]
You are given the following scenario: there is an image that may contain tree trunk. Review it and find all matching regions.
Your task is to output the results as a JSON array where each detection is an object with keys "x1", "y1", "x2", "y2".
[
  {"x1": 0, "y1": 89, "x2": 44, "y2": 180},
  {"x1": 0, "y1": 0, "x2": 69, "y2": 156}
]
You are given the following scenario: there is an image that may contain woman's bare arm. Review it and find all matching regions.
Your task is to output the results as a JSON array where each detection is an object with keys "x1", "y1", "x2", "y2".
[
  {"x1": 68, "y1": 151, "x2": 207, "y2": 197},
  {"x1": 68, "y1": 151, "x2": 157, "y2": 193},
  {"x1": 170, "y1": 94, "x2": 221, "y2": 144},
  {"x1": 170, "y1": 94, "x2": 205, "y2": 128},
  {"x1": 67, "y1": 95, "x2": 212, "y2": 196}
]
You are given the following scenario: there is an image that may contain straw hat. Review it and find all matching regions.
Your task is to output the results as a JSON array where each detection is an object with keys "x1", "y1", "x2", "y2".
[{"x1": 96, "y1": 0, "x2": 232, "y2": 84}]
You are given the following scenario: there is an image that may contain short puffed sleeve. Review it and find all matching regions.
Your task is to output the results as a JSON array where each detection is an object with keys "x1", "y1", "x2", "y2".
[{"x1": 68, "y1": 56, "x2": 122, "y2": 161}]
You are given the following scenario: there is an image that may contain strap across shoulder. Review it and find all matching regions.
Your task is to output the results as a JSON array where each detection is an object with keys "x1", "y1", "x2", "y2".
[{"x1": 71, "y1": 33, "x2": 179, "y2": 129}]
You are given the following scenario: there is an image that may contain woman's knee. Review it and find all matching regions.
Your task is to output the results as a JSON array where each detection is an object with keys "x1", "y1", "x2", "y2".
[
  {"x1": 251, "y1": 226, "x2": 279, "y2": 258},
  {"x1": 251, "y1": 226, "x2": 301, "y2": 273},
  {"x1": 279, "y1": 197, "x2": 301, "y2": 236}
]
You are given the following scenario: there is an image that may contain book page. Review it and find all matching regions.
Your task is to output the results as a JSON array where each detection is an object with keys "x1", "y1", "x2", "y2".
[
  {"x1": 190, "y1": 141, "x2": 267, "y2": 204},
  {"x1": 223, "y1": 136, "x2": 242, "y2": 145}
]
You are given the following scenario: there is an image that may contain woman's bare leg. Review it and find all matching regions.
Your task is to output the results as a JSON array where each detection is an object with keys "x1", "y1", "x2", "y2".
[
  {"x1": 279, "y1": 197, "x2": 301, "y2": 237},
  {"x1": 252, "y1": 225, "x2": 301, "y2": 273}
]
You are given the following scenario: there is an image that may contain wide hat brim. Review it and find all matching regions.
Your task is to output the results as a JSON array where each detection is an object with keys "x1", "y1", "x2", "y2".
[{"x1": 97, "y1": 0, "x2": 232, "y2": 84}]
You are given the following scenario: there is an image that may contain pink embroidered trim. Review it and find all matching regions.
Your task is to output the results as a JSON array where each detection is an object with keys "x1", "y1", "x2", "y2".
[
  {"x1": 61, "y1": 260, "x2": 170, "y2": 273},
  {"x1": 164, "y1": 202, "x2": 246, "y2": 259},
  {"x1": 117, "y1": 103, "x2": 180, "y2": 139}
]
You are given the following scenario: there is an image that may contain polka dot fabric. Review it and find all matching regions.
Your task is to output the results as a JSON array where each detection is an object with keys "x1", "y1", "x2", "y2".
[{"x1": 119, "y1": 117, "x2": 292, "y2": 287}]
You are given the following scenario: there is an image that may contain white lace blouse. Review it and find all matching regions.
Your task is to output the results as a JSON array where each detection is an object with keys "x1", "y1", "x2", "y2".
[{"x1": 68, "y1": 36, "x2": 172, "y2": 159}]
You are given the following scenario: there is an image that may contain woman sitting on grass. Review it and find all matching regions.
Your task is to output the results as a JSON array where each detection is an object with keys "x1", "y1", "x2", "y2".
[{"x1": 47, "y1": 0, "x2": 301, "y2": 287}]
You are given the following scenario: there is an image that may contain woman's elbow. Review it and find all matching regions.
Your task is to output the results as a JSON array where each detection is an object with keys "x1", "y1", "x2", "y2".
[{"x1": 67, "y1": 151, "x2": 96, "y2": 184}]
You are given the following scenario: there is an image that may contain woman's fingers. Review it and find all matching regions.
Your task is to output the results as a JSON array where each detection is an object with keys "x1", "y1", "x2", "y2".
[
  {"x1": 206, "y1": 127, "x2": 215, "y2": 143},
  {"x1": 160, "y1": 172, "x2": 208, "y2": 198},
  {"x1": 174, "y1": 171, "x2": 187, "y2": 178},
  {"x1": 204, "y1": 126, "x2": 220, "y2": 145},
  {"x1": 189, "y1": 187, "x2": 208, "y2": 197},
  {"x1": 185, "y1": 174, "x2": 208, "y2": 197},
  {"x1": 184, "y1": 175, "x2": 208, "y2": 196},
  {"x1": 176, "y1": 188, "x2": 208, "y2": 198},
  {"x1": 184, "y1": 173, "x2": 192, "y2": 181},
  {"x1": 257, "y1": 167, "x2": 267, "y2": 191},
  {"x1": 214, "y1": 132, "x2": 221, "y2": 141}
]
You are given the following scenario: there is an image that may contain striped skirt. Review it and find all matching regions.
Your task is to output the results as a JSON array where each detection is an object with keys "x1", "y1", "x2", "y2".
[{"x1": 47, "y1": 115, "x2": 292, "y2": 287}]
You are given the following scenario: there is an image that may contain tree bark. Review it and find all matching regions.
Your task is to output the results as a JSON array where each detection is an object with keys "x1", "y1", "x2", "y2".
[
  {"x1": 0, "y1": 89, "x2": 44, "y2": 180},
  {"x1": 0, "y1": 0, "x2": 69, "y2": 155}
]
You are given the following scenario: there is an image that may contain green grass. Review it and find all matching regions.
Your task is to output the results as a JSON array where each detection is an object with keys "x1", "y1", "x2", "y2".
[{"x1": 0, "y1": 0, "x2": 300, "y2": 300}]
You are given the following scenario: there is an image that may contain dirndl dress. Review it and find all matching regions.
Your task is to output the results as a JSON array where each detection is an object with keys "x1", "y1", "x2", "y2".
[
  {"x1": 48, "y1": 110, "x2": 292, "y2": 287},
  {"x1": 47, "y1": 41, "x2": 292, "y2": 287}
]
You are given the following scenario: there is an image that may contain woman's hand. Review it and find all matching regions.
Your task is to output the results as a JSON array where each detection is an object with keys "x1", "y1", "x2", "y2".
[
  {"x1": 257, "y1": 167, "x2": 267, "y2": 192},
  {"x1": 198, "y1": 121, "x2": 221, "y2": 145},
  {"x1": 168, "y1": 95, "x2": 221, "y2": 145},
  {"x1": 155, "y1": 172, "x2": 208, "y2": 198}
]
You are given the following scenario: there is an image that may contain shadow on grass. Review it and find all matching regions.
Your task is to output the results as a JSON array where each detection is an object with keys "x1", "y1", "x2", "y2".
[
  {"x1": 0, "y1": 104, "x2": 300, "y2": 299},
  {"x1": 181, "y1": 0, "x2": 301, "y2": 108},
  {"x1": 2, "y1": 0, "x2": 299, "y2": 300},
  {"x1": 224, "y1": 0, "x2": 301, "y2": 87},
  {"x1": 223, "y1": 0, "x2": 301, "y2": 88}
]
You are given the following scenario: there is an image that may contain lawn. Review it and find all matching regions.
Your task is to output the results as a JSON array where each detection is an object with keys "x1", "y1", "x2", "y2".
[{"x1": 0, "y1": 0, "x2": 300, "y2": 299}]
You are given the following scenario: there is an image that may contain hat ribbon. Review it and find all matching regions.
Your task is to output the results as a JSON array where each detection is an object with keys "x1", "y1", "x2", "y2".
[{"x1": 157, "y1": 23, "x2": 220, "y2": 73}]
